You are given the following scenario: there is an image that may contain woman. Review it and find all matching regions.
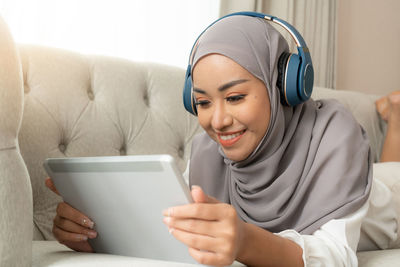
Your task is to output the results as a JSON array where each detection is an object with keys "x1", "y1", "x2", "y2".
[{"x1": 46, "y1": 14, "x2": 397, "y2": 266}]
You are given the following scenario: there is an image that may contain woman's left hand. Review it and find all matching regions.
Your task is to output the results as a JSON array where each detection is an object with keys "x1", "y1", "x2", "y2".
[{"x1": 163, "y1": 186, "x2": 245, "y2": 266}]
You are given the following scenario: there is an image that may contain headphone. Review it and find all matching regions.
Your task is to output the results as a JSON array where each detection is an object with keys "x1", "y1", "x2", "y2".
[{"x1": 182, "y1": 11, "x2": 314, "y2": 116}]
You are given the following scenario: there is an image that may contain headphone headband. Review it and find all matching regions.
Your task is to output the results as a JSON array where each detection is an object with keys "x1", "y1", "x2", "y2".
[{"x1": 183, "y1": 12, "x2": 314, "y2": 115}]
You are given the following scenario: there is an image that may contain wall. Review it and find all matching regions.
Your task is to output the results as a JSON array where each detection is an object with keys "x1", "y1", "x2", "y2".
[{"x1": 337, "y1": 0, "x2": 400, "y2": 95}]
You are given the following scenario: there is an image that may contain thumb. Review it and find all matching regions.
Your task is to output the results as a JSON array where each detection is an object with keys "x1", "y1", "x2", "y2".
[
  {"x1": 45, "y1": 177, "x2": 60, "y2": 196},
  {"x1": 191, "y1": 185, "x2": 220, "y2": 204}
]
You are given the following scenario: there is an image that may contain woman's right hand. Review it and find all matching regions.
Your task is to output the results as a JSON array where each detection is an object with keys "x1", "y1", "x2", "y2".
[{"x1": 45, "y1": 177, "x2": 97, "y2": 252}]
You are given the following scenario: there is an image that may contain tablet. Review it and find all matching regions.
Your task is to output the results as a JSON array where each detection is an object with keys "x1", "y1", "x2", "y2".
[{"x1": 43, "y1": 154, "x2": 197, "y2": 264}]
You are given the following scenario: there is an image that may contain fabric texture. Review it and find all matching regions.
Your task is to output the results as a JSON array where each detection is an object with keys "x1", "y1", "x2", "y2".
[
  {"x1": 189, "y1": 15, "x2": 372, "y2": 234},
  {"x1": 0, "y1": 17, "x2": 32, "y2": 266}
]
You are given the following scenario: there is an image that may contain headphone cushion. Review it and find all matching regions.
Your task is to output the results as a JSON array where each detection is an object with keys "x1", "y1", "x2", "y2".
[
  {"x1": 183, "y1": 66, "x2": 197, "y2": 115},
  {"x1": 276, "y1": 52, "x2": 291, "y2": 98}
]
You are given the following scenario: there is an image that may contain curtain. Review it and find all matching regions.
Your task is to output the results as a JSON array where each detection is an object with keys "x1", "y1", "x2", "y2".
[
  {"x1": 220, "y1": 0, "x2": 337, "y2": 89},
  {"x1": 0, "y1": 0, "x2": 220, "y2": 69}
]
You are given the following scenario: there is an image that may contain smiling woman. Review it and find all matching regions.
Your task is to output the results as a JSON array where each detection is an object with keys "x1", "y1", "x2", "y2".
[{"x1": 0, "y1": 0, "x2": 220, "y2": 68}]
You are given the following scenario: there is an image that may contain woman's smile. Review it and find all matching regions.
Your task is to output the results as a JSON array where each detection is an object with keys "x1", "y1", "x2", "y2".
[{"x1": 217, "y1": 129, "x2": 246, "y2": 147}]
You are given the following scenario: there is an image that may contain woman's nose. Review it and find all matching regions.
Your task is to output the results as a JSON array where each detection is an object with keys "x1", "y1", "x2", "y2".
[{"x1": 211, "y1": 103, "x2": 233, "y2": 130}]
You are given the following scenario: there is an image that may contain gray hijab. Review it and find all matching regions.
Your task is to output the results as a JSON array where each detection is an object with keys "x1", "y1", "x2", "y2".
[{"x1": 189, "y1": 15, "x2": 372, "y2": 234}]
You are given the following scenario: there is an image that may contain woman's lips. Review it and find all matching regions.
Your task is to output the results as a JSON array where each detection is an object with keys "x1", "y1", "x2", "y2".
[{"x1": 217, "y1": 130, "x2": 246, "y2": 147}]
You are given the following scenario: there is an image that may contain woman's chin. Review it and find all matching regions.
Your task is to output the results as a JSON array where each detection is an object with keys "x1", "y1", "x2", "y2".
[{"x1": 222, "y1": 148, "x2": 251, "y2": 162}]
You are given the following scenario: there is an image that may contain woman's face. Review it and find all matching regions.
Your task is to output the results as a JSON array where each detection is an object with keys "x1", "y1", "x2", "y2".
[{"x1": 192, "y1": 54, "x2": 271, "y2": 162}]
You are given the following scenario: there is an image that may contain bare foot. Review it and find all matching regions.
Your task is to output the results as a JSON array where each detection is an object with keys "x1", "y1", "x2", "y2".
[
  {"x1": 386, "y1": 91, "x2": 400, "y2": 128},
  {"x1": 376, "y1": 95, "x2": 390, "y2": 121},
  {"x1": 376, "y1": 91, "x2": 400, "y2": 122},
  {"x1": 378, "y1": 91, "x2": 400, "y2": 162}
]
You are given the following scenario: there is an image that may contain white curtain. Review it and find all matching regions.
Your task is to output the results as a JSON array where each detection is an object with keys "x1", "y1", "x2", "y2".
[
  {"x1": 0, "y1": 0, "x2": 220, "y2": 69},
  {"x1": 220, "y1": 0, "x2": 337, "y2": 89}
]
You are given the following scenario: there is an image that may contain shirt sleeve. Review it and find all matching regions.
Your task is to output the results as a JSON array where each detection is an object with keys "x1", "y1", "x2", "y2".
[{"x1": 276, "y1": 179, "x2": 397, "y2": 267}]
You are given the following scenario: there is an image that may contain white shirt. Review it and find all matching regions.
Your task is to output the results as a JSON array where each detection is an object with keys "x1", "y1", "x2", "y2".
[{"x1": 183, "y1": 162, "x2": 398, "y2": 267}]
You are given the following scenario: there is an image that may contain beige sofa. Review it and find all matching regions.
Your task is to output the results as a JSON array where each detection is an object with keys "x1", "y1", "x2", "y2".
[{"x1": 1, "y1": 17, "x2": 400, "y2": 267}]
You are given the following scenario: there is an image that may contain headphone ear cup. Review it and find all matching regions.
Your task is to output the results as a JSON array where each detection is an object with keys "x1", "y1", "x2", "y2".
[
  {"x1": 182, "y1": 66, "x2": 197, "y2": 115},
  {"x1": 276, "y1": 52, "x2": 291, "y2": 105}
]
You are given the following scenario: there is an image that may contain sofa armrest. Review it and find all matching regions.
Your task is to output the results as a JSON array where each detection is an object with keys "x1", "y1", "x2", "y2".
[{"x1": 0, "y1": 16, "x2": 33, "y2": 267}]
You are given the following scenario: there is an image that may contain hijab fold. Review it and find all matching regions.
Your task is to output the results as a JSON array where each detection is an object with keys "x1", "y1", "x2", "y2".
[{"x1": 189, "y1": 16, "x2": 372, "y2": 234}]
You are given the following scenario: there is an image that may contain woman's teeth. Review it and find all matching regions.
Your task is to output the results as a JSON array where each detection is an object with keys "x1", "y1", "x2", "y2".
[{"x1": 219, "y1": 131, "x2": 244, "y2": 140}]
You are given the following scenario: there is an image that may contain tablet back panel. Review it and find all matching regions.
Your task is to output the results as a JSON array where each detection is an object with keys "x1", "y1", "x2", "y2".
[{"x1": 44, "y1": 155, "x2": 196, "y2": 264}]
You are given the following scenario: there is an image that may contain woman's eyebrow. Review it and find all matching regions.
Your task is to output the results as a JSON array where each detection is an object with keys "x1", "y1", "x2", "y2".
[
  {"x1": 193, "y1": 88, "x2": 206, "y2": 94},
  {"x1": 218, "y1": 79, "x2": 249, "y2": 91},
  {"x1": 193, "y1": 79, "x2": 249, "y2": 94}
]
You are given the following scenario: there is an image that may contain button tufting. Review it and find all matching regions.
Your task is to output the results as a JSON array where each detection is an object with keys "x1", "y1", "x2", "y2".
[
  {"x1": 178, "y1": 146, "x2": 184, "y2": 158},
  {"x1": 87, "y1": 90, "x2": 95, "y2": 100},
  {"x1": 120, "y1": 146, "x2": 126, "y2": 156},
  {"x1": 24, "y1": 84, "x2": 30, "y2": 94},
  {"x1": 143, "y1": 91, "x2": 149, "y2": 106},
  {"x1": 59, "y1": 144, "x2": 66, "y2": 153}
]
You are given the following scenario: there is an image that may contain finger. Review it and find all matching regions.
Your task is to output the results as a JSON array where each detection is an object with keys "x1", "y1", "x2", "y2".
[
  {"x1": 45, "y1": 177, "x2": 60, "y2": 195},
  {"x1": 168, "y1": 226, "x2": 217, "y2": 252},
  {"x1": 163, "y1": 203, "x2": 227, "y2": 220},
  {"x1": 188, "y1": 247, "x2": 231, "y2": 267},
  {"x1": 191, "y1": 185, "x2": 220, "y2": 204},
  {"x1": 57, "y1": 202, "x2": 94, "y2": 229},
  {"x1": 61, "y1": 240, "x2": 94, "y2": 253},
  {"x1": 53, "y1": 225, "x2": 89, "y2": 243},
  {"x1": 163, "y1": 216, "x2": 216, "y2": 237},
  {"x1": 54, "y1": 215, "x2": 97, "y2": 239}
]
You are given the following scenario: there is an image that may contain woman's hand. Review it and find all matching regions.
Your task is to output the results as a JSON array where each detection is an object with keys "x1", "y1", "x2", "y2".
[
  {"x1": 163, "y1": 186, "x2": 246, "y2": 266},
  {"x1": 45, "y1": 178, "x2": 97, "y2": 252}
]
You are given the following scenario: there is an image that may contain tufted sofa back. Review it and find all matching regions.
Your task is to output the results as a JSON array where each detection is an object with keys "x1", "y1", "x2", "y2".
[{"x1": 17, "y1": 45, "x2": 201, "y2": 240}]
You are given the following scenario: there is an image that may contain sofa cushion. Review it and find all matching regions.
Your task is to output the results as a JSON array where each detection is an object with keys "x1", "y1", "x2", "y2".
[
  {"x1": 32, "y1": 241, "x2": 246, "y2": 267},
  {"x1": 373, "y1": 162, "x2": 400, "y2": 249},
  {"x1": 358, "y1": 249, "x2": 400, "y2": 267}
]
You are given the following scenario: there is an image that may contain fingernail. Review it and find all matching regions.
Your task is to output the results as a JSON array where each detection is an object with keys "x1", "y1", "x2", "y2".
[
  {"x1": 88, "y1": 231, "x2": 97, "y2": 238},
  {"x1": 168, "y1": 228, "x2": 174, "y2": 234},
  {"x1": 80, "y1": 235, "x2": 88, "y2": 241},
  {"x1": 163, "y1": 217, "x2": 171, "y2": 225},
  {"x1": 191, "y1": 185, "x2": 201, "y2": 190},
  {"x1": 162, "y1": 208, "x2": 173, "y2": 217},
  {"x1": 82, "y1": 218, "x2": 94, "y2": 229}
]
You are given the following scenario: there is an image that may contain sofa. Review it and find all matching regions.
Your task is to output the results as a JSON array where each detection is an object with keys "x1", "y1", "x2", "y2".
[{"x1": 1, "y1": 16, "x2": 400, "y2": 267}]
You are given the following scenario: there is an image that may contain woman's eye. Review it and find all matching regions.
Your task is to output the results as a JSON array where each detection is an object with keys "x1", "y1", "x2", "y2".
[
  {"x1": 194, "y1": 100, "x2": 211, "y2": 108},
  {"x1": 226, "y1": 94, "x2": 246, "y2": 102}
]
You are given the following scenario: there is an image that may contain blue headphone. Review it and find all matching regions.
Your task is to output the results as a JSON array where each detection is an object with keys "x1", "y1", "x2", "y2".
[{"x1": 182, "y1": 11, "x2": 314, "y2": 116}]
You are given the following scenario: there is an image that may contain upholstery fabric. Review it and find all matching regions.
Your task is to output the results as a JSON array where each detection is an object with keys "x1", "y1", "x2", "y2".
[
  {"x1": 17, "y1": 45, "x2": 201, "y2": 240},
  {"x1": 358, "y1": 249, "x2": 400, "y2": 267},
  {"x1": 0, "y1": 17, "x2": 32, "y2": 266}
]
